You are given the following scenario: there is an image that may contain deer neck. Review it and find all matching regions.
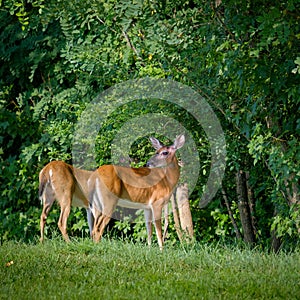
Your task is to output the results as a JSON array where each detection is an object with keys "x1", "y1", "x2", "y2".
[{"x1": 164, "y1": 158, "x2": 180, "y2": 187}]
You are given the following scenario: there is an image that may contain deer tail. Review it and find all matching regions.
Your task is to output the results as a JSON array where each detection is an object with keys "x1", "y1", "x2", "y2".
[{"x1": 38, "y1": 169, "x2": 48, "y2": 201}]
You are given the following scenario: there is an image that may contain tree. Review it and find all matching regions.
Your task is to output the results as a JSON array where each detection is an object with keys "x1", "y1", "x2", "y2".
[{"x1": 0, "y1": 0, "x2": 299, "y2": 250}]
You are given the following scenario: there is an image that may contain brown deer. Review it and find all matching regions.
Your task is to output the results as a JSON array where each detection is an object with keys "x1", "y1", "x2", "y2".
[
  {"x1": 39, "y1": 161, "x2": 94, "y2": 242},
  {"x1": 88, "y1": 135, "x2": 185, "y2": 250}
]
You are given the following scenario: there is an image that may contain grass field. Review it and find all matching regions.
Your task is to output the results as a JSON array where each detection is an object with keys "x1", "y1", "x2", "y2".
[{"x1": 0, "y1": 238, "x2": 299, "y2": 299}]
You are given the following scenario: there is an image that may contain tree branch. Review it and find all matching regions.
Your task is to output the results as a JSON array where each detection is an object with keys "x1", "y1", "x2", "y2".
[{"x1": 122, "y1": 30, "x2": 144, "y2": 63}]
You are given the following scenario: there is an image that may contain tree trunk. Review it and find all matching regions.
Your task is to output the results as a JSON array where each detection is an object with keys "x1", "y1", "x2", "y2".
[
  {"x1": 170, "y1": 192, "x2": 182, "y2": 242},
  {"x1": 176, "y1": 183, "x2": 194, "y2": 240},
  {"x1": 236, "y1": 170, "x2": 256, "y2": 244},
  {"x1": 245, "y1": 172, "x2": 258, "y2": 236},
  {"x1": 222, "y1": 187, "x2": 242, "y2": 239},
  {"x1": 271, "y1": 208, "x2": 282, "y2": 253},
  {"x1": 271, "y1": 229, "x2": 282, "y2": 253},
  {"x1": 168, "y1": 184, "x2": 194, "y2": 242}
]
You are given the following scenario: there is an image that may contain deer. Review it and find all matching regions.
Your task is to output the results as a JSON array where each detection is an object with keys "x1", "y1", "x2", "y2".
[
  {"x1": 88, "y1": 134, "x2": 185, "y2": 250},
  {"x1": 38, "y1": 161, "x2": 94, "y2": 242}
]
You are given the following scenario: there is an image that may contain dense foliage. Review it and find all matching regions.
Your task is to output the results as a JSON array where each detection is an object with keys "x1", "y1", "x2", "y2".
[{"x1": 0, "y1": 0, "x2": 299, "y2": 250}]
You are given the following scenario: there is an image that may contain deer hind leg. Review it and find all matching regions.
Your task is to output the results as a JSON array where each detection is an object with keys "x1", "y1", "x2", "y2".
[
  {"x1": 144, "y1": 209, "x2": 153, "y2": 246},
  {"x1": 93, "y1": 198, "x2": 117, "y2": 242},
  {"x1": 86, "y1": 207, "x2": 94, "y2": 238},
  {"x1": 93, "y1": 213, "x2": 112, "y2": 242},
  {"x1": 91, "y1": 208, "x2": 101, "y2": 241},
  {"x1": 90, "y1": 185, "x2": 117, "y2": 243},
  {"x1": 57, "y1": 196, "x2": 72, "y2": 242},
  {"x1": 40, "y1": 185, "x2": 56, "y2": 243}
]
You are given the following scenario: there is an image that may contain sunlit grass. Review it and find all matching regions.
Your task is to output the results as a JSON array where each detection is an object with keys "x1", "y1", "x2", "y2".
[{"x1": 1, "y1": 239, "x2": 299, "y2": 299}]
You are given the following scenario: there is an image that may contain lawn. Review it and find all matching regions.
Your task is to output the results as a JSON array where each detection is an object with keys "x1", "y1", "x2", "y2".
[{"x1": 0, "y1": 239, "x2": 299, "y2": 299}]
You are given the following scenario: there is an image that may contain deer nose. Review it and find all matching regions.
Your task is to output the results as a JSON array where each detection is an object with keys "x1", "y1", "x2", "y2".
[{"x1": 146, "y1": 162, "x2": 152, "y2": 167}]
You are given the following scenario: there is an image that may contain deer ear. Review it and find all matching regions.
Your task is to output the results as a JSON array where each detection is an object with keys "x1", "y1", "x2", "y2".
[
  {"x1": 149, "y1": 137, "x2": 164, "y2": 150},
  {"x1": 173, "y1": 134, "x2": 185, "y2": 149}
]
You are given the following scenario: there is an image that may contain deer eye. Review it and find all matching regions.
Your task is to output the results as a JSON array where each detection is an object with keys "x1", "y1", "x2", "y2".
[{"x1": 162, "y1": 151, "x2": 169, "y2": 156}]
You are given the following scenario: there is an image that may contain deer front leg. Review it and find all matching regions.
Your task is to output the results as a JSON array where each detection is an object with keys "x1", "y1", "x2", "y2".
[
  {"x1": 152, "y1": 204, "x2": 164, "y2": 251},
  {"x1": 144, "y1": 208, "x2": 153, "y2": 246},
  {"x1": 163, "y1": 203, "x2": 169, "y2": 242},
  {"x1": 154, "y1": 218, "x2": 163, "y2": 251}
]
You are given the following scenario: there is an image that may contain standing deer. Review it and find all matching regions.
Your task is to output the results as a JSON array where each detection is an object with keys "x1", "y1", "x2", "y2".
[
  {"x1": 39, "y1": 161, "x2": 94, "y2": 242},
  {"x1": 88, "y1": 135, "x2": 185, "y2": 250}
]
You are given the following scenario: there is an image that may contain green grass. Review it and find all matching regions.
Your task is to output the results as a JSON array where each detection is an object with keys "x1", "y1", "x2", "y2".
[{"x1": 0, "y1": 239, "x2": 299, "y2": 299}]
